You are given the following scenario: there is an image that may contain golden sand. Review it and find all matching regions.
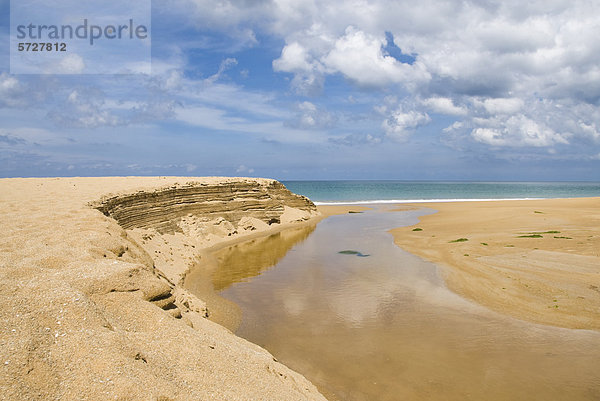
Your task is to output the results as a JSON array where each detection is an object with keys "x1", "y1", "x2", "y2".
[
  {"x1": 3, "y1": 175, "x2": 597, "y2": 400},
  {"x1": 0, "y1": 177, "x2": 328, "y2": 401},
  {"x1": 391, "y1": 197, "x2": 600, "y2": 330}
]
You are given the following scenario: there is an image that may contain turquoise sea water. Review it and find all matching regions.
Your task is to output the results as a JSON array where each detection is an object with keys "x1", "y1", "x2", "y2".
[{"x1": 282, "y1": 181, "x2": 600, "y2": 204}]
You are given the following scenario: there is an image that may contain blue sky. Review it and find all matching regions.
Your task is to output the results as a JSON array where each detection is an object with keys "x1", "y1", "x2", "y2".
[{"x1": 1, "y1": 0, "x2": 600, "y2": 180}]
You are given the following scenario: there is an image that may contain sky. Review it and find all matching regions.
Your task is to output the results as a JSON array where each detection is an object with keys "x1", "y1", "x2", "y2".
[{"x1": 1, "y1": 0, "x2": 600, "y2": 180}]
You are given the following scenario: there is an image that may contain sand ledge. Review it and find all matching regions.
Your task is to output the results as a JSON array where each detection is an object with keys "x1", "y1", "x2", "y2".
[{"x1": 0, "y1": 177, "x2": 328, "y2": 401}]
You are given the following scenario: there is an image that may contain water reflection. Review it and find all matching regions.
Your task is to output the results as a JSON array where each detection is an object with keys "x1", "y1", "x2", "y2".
[
  {"x1": 184, "y1": 223, "x2": 316, "y2": 331},
  {"x1": 212, "y1": 224, "x2": 316, "y2": 291},
  {"x1": 188, "y1": 207, "x2": 600, "y2": 401}
]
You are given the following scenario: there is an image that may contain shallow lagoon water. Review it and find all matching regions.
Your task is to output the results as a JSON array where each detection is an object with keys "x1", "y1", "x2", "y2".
[{"x1": 188, "y1": 207, "x2": 600, "y2": 400}]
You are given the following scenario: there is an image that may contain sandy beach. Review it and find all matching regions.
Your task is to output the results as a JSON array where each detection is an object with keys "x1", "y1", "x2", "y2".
[
  {"x1": 391, "y1": 198, "x2": 600, "y2": 330},
  {"x1": 0, "y1": 177, "x2": 329, "y2": 401},
  {"x1": 2, "y1": 176, "x2": 599, "y2": 400}
]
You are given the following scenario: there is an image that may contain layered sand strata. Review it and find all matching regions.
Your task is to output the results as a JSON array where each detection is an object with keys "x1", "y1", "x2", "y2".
[
  {"x1": 391, "y1": 198, "x2": 600, "y2": 330},
  {"x1": 0, "y1": 177, "x2": 327, "y2": 401}
]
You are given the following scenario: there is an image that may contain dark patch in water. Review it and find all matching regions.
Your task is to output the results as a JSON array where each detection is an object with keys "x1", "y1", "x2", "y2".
[{"x1": 338, "y1": 250, "x2": 370, "y2": 257}]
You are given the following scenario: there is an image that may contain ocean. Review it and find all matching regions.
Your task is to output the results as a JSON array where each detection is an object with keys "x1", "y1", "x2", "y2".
[{"x1": 281, "y1": 181, "x2": 600, "y2": 204}]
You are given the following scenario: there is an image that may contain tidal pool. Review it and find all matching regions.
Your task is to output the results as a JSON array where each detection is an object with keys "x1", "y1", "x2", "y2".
[{"x1": 186, "y1": 207, "x2": 600, "y2": 401}]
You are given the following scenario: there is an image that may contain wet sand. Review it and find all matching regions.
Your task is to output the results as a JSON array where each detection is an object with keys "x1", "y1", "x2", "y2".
[
  {"x1": 186, "y1": 205, "x2": 600, "y2": 401},
  {"x1": 391, "y1": 197, "x2": 600, "y2": 330}
]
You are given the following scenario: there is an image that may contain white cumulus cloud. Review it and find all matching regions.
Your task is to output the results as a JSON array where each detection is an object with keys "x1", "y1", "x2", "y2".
[
  {"x1": 322, "y1": 26, "x2": 430, "y2": 88},
  {"x1": 286, "y1": 101, "x2": 336, "y2": 129},
  {"x1": 382, "y1": 108, "x2": 431, "y2": 140},
  {"x1": 471, "y1": 115, "x2": 569, "y2": 147},
  {"x1": 423, "y1": 97, "x2": 467, "y2": 116},
  {"x1": 480, "y1": 98, "x2": 525, "y2": 115}
]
